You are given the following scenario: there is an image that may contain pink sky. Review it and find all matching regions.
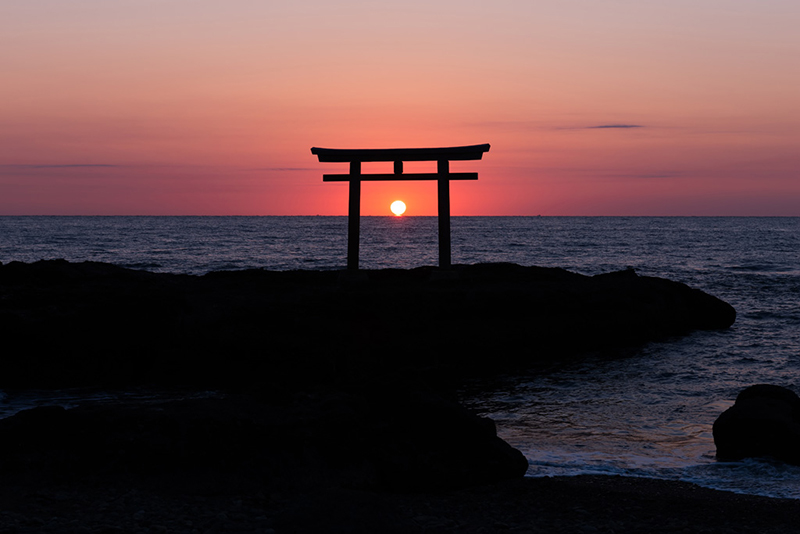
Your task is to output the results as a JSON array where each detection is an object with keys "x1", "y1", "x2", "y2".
[{"x1": 1, "y1": 1, "x2": 798, "y2": 215}]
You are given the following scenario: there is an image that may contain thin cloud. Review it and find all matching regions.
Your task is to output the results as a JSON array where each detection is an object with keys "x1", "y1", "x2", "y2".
[
  {"x1": 466, "y1": 121, "x2": 647, "y2": 131},
  {"x1": 467, "y1": 120, "x2": 543, "y2": 129},
  {"x1": 1, "y1": 164, "x2": 120, "y2": 169},
  {"x1": 587, "y1": 124, "x2": 643, "y2": 129},
  {"x1": 632, "y1": 172, "x2": 683, "y2": 179},
  {"x1": 611, "y1": 171, "x2": 685, "y2": 179},
  {"x1": 247, "y1": 167, "x2": 318, "y2": 172},
  {"x1": 573, "y1": 169, "x2": 684, "y2": 179}
]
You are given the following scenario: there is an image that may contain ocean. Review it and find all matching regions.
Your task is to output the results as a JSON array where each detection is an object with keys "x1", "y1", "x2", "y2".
[{"x1": 1, "y1": 215, "x2": 799, "y2": 499}]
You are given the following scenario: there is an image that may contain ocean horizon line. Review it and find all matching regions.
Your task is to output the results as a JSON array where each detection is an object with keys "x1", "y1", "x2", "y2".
[{"x1": 2, "y1": 214, "x2": 799, "y2": 218}]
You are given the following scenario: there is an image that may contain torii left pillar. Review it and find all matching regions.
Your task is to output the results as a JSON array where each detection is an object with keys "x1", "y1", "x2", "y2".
[{"x1": 347, "y1": 161, "x2": 361, "y2": 270}]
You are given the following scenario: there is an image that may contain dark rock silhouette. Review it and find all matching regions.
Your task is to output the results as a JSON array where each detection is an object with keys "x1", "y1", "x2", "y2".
[
  {"x1": 713, "y1": 384, "x2": 800, "y2": 464},
  {"x1": 0, "y1": 388, "x2": 527, "y2": 491},
  {"x1": 0, "y1": 260, "x2": 735, "y2": 389}
]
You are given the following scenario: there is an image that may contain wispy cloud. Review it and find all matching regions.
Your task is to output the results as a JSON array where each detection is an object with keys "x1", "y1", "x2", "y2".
[
  {"x1": 1, "y1": 164, "x2": 120, "y2": 169},
  {"x1": 246, "y1": 167, "x2": 318, "y2": 172},
  {"x1": 610, "y1": 171, "x2": 685, "y2": 179},
  {"x1": 466, "y1": 120, "x2": 543, "y2": 129},
  {"x1": 573, "y1": 169, "x2": 684, "y2": 179},
  {"x1": 586, "y1": 124, "x2": 643, "y2": 129},
  {"x1": 465, "y1": 121, "x2": 647, "y2": 132},
  {"x1": 632, "y1": 172, "x2": 683, "y2": 179}
]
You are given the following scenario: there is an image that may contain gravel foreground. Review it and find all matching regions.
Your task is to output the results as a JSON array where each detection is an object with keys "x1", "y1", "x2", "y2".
[{"x1": 1, "y1": 474, "x2": 799, "y2": 533}]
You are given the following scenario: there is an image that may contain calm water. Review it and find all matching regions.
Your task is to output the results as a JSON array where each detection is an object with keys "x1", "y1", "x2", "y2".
[{"x1": 1, "y1": 216, "x2": 799, "y2": 499}]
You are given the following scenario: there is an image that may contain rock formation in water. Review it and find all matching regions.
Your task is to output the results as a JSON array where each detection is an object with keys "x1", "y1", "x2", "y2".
[
  {"x1": 0, "y1": 260, "x2": 735, "y2": 389},
  {"x1": 713, "y1": 384, "x2": 800, "y2": 465},
  {"x1": 0, "y1": 388, "x2": 528, "y2": 491}
]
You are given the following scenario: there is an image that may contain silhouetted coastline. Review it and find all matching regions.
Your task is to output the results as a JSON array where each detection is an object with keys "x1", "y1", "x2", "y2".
[
  {"x1": 5, "y1": 260, "x2": 798, "y2": 532},
  {"x1": 0, "y1": 259, "x2": 734, "y2": 389}
]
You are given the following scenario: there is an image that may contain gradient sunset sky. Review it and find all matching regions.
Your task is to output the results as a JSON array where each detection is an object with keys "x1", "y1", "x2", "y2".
[{"x1": 2, "y1": 1, "x2": 798, "y2": 215}]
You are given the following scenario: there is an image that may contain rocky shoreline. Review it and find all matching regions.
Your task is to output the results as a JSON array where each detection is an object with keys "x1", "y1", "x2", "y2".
[
  {"x1": 2, "y1": 259, "x2": 781, "y2": 533},
  {"x1": 0, "y1": 260, "x2": 735, "y2": 388}
]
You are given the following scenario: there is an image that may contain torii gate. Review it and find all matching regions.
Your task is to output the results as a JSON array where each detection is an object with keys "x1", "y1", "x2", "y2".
[{"x1": 311, "y1": 143, "x2": 490, "y2": 270}]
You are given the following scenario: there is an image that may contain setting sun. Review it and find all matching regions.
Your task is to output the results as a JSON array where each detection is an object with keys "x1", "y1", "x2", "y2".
[{"x1": 390, "y1": 200, "x2": 407, "y2": 216}]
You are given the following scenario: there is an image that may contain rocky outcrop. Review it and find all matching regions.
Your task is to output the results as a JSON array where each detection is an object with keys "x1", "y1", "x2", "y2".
[
  {"x1": 363, "y1": 389, "x2": 529, "y2": 489},
  {"x1": 0, "y1": 389, "x2": 528, "y2": 491},
  {"x1": 0, "y1": 260, "x2": 735, "y2": 389},
  {"x1": 713, "y1": 384, "x2": 800, "y2": 464}
]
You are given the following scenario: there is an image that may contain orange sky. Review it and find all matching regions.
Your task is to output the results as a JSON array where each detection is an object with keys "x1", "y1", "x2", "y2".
[{"x1": 1, "y1": 1, "x2": 798, "y2": 215}]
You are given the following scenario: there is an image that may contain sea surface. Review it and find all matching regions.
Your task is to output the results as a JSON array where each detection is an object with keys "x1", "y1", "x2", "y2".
[{"x1": 1, "y1": 216, "x2": 799, "y2": 499}]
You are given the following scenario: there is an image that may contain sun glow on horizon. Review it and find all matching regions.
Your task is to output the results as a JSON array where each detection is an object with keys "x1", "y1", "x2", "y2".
[{"x1": 390, "y1": 200, "x2": 407, "y2": 216}]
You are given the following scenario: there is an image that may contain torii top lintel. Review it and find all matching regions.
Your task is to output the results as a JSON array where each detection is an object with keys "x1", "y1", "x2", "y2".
[{"x1": 310, "y1": 143, "x2": 490, "y2": 163}]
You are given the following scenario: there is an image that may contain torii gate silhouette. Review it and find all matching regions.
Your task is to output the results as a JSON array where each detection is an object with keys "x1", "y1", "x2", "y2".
[{"x1": 311, "y1": 143, "x2": 490, "y2": 270}]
